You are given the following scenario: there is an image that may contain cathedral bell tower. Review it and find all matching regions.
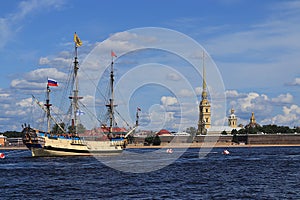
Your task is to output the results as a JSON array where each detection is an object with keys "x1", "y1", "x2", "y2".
[
  {"x1": 197, "y1": 52, "x2": 211, "y2": 135},
  {"x1": 228, "y1": 108, "x2": 237, "y2": 128}
]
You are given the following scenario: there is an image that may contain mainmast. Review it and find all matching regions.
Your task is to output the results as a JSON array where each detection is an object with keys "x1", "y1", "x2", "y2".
[{"x1": 69, "y1": 32, "x2": 83, "y2": 135}]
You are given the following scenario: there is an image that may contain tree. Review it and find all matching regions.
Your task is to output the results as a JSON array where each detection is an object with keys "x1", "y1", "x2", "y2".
[
  {"x1": 238, "y1": 128, "x2": 246, "y2": 135},
  {"x1": 3, "y1": 131, "x2": 22, "y2": 138},
  {"x1": 293, "y1": 126, "x2": 300, "y2": 133},
  {"x1": 77, "y1": 123, "x2": 86, "y2": 134},
  {"x1": 51, "y1": 123, "x2": 65, "y2": 134},
  {"x1": 221, "y1": 130, "x2": 227, "y2": 135},
  {"x1": 232, "y1": 133, "x2": 239, "y2": 144},
  {"x1": 231, "y1": 129, "x2": 238, "y2": 135},
  {"x1": 144, "y1": 135, "x2": 154, "y2": 145},
  {"x1": 186, "y1": 127, "x2": 197, "y2": 135},
  {"x1": 152, "y1": 135, "x2": 161, "y2": 146},
  {"x1": 68, "y1": 123, "x2": 86, "y2": 134}
]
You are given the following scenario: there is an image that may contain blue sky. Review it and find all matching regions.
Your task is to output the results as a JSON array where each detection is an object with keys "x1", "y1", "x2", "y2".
[{"x1": 1, "y1": 0, "x2": 300, "y2": 132}]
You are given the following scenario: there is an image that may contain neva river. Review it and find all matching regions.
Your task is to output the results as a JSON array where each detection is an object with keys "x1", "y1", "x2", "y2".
[{"x1": 1, "y1": 147, "x2": 299, "y2": 199}]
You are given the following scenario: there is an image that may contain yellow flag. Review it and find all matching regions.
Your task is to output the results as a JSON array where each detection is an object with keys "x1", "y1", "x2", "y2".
[{"x1": 74, "y1": 32, "x2": 82, "y2": 47}]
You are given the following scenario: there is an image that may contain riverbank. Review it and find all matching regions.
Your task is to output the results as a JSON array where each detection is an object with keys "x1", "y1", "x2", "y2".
[
  {"x1": 126, "y1": 143, "x2": 300, "y2": 149},
  {"x1": 0, "y1": 146, "x2": 27, "y2": 150}
]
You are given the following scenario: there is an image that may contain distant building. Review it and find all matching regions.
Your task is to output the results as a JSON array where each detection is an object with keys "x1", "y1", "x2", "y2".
[
  {"x1": 228, "y1": 108, "x2": 238, "y2": 128},
  {"x1": 156, "y1": 129, "x2": 172, "y2": 136},
  {"x1": 0, "y1": 135, "x2": 7, "y2": 147},
  {"x1": 245, "y1": 112, "x2": 260, "y2": 128},
  {"x1": 202, "y1": 108, "x2": 241, "y2": 135},
  {"x1": 197, "y1": 52, "x2": 211, "y2": 135}
]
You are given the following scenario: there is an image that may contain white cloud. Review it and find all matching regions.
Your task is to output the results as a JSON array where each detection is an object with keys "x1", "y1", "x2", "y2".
[
  {"x1": 161, "y1": 96, "x2": 178, "y2": 106},
  {"x1": 25, "y1": 68, "x2": 67, "y2": 81},
  {"x1": 291, "y1": 77, "x2": 300, "y2": 86},
  {"x1": 271, "y1": 93, "x2": 293, "y2": 104},
  {"x1": 283, "y1": 104, "x2": 300, "y2": 115},
  {"x1": 227, "y1": 90, "x2": 300, "y2": 127},
  {"x1": 178, "y1": 89, "x2": 193, "y2": 97},
  {"x1": 39, "y1": 57, "x2": 50, "y2": 65},
  {"x1": 262, "y1": 104, "x2": 300, "y2": 126},
  {"x1": 0, "y1": 88, "x2": 10, "y2": 98},
  {"x1": 167, "y1": 73, "x2": 181, "y2": 81},
  {"x1": 11, "y1": 79, "x2": 45, "y2": 90},
  {"x1": 194, "y1": 87, "x2": 200, "y2": 96},
  {"x1": 16, "y1": 98, "x2": 33, "y2": 107},
  {"x1": 38, "y1": 54, "x2": 73, "y2": 69}
]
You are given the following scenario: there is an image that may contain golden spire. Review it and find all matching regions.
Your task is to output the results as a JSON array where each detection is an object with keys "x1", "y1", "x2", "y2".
[
  {"x1": 201, "y1": 51, "x2": 207, "y2": 100},
  {"x1": 250, "y1": 112, "x2": 256, "y2": 124}
]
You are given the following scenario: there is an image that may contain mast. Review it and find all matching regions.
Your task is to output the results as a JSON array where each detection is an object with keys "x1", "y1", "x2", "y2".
[
  {"x1": 136, "y1": 107, "x2": 140, "y2": 127},
  {"x1": 44, "y1": 84, "x2": 52, "y2": 132},
  {"x1": 73, "y1": 46, "x2": 79, "y2": 134},
  {"x1": 107, "y1": 52, "x2": 117, "y2": 134},
  {"x1": 69, "y1": 32, "x2": 83, "y2": 135}
]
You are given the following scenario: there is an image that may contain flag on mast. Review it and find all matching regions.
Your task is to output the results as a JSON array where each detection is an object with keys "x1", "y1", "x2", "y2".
[
  {"x1": 74, "y1": 32, "x2": 82, "y2": 47},
  {"x1": 76, "y1": 110, "x2": 85, "y2": 116},
  {"x1": 47, "y1": 78, "x2": 58, "y2": 87},
  {"x1": 111, "y1": 51, "x2": 117, "y2": 57}
]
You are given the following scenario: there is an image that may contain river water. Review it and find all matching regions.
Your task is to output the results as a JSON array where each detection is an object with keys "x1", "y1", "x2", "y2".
[{"x1": 1, "y1": 147, "x2": 299, "y2": 199}]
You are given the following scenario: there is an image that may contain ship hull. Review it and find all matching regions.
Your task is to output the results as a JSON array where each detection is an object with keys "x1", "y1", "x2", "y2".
[
  {"x1": 23, "y1": 128, "x2": 124, "y2": 157},
  {"x1": 30, "y1": 146, "x2": 123, "y2": 157}
]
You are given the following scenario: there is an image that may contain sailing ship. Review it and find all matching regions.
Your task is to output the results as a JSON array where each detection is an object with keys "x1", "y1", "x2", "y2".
[{"x1": 22, "y1": 33, "x2": 136, "y2": 157}]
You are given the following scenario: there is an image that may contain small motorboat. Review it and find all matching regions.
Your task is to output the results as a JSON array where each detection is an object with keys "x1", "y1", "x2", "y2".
[{"x1": 222, "y1": 149, "x2": 230, "y2": 155}]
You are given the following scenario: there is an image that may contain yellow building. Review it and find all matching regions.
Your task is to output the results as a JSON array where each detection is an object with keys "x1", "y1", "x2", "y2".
[
  {"x1": 197, "y1": 53, "x2": 211, "y2": 135},
  {"x1": 228, "y1": 108, "x2": 237, "y2": 128},
  {"x1": 0, "y1": 135, "x2": 7, "y2": 147}
]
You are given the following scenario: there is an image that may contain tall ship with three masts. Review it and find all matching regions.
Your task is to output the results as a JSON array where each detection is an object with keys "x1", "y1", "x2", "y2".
[{"x1": 22, "y1": 33, "x2": 136, "y2": 157}]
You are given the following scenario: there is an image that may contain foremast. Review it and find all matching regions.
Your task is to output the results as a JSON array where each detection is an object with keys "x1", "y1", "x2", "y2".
[{"x1": 44, "y1": 84, "x2": 52, "y2": 132}]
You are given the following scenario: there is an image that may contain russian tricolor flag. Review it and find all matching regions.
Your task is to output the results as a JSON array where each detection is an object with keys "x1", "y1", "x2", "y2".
[{"x1": 47, "y1": 78, "x2": 58, "y2": 87}]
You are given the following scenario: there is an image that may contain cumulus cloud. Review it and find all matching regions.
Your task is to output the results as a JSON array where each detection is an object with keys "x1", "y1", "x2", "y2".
[
  {"x1": 39, "y1": 54, "x2": 73, "y2": 69},
  {"x1": 262, "y1": 104, "x2": 300, "y2": 126},
  {"x1": 11, "y1": 79, "x2": 45, "y2": 90},
  {"x1": 16, "y1": 97, "x2": 33, "y2": 107},
  {"x1": 161, "y1": 96, "x2": 178, "y2": 106},
  {"x1": 178, "y1": 89, "x2": 194, "y2": 97},
  {"x1": 227, "y1": 90, "x2": 299, "y2": 126},
  {"x1": 167, "y1": 73, "x2": 181, "y2": 81},
  {"x1": 25, "y1": 68, "x2": 67, "y2": 81},
  {"x1": 291, "y1": 77, "x2": 300, "y2": 86},
  {"x1": 10, "y1": 68, "x2": 67, "y2": 91},
  {"x1": 39, "y1": 57, "x2": 50, "y2": 65},
  {"x1": 271, "y1": 93, "x2": 293, "y2": 104},
  {"x1": 225, "y1": 90, "x2": 247, "y2": 98}
]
